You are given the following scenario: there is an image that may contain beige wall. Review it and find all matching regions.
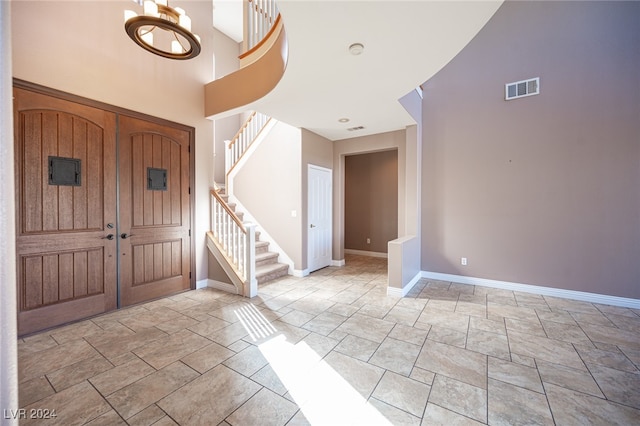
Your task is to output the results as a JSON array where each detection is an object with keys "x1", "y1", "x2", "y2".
[
  {"x1": 207, "y1": 251, "x2": 234, "y2": 285},
  {"x1": 233, "y1": 121, "x2": 304, "y2": 268},
  {"x1": 11, "y1": 1, "x2": 239, "y2": 282},
  {"x1": 345, "y1": 150, "x2": 398, "y2": 253},
  {"x1": 421, "y1": 1, "x2": 640, "y2": 299},
  {"x1": 333, "y1": 130, "x2": 406, "y2": 261},
  {"x1": 301, "y1": 129, "x2": 334, "y2": 269}
]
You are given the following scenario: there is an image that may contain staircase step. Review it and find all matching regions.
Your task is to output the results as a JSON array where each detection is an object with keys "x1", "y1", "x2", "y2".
[
  {"x1": 256, "y1": 263, "x2": 288, "y2": 285},
  {"x1": 256, "y1": 251, "x2": 279, "y2": 267},
  {"x1": 255, "y1": 240, "x2": 269, "y2": 254}
]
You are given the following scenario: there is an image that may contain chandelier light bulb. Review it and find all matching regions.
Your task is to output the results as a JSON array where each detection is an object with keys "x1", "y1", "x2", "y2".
[
  {"x1": 155, "y1": 0, "x2": 167, "y2": 6},
  {"x1": 178, "y1": 14, "x2": 191, "y2": 32},
  {"x1": 141, "y1": 31, "x2": 153, "y2": 46},
  {"x1": 143, "y1": 0, "x2": 159, "y2": 17},
  {"x1": 124, "y1": 10, "x2": 137, "y2": 23},
  {"x1": 171, "y1": 40, "x2": 182, "y2": 54}
]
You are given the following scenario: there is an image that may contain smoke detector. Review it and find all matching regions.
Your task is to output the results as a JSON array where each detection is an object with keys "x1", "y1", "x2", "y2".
[{"x1": 349, "y1": 43, "x2": 364, "y2": 55}]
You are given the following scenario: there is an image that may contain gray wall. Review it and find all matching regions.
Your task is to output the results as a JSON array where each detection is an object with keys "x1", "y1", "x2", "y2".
[
  {"x1": 345, "y1": 150, "x2": 398, "y2": 253},
  {"x1": 421, "y1": 1, "x2": 640, "y2": 299}
]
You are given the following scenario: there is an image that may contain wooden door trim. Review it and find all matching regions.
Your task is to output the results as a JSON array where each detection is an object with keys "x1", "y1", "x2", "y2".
[{"x1": 13, "y1": 79, "x2": 196, "y2": 293}]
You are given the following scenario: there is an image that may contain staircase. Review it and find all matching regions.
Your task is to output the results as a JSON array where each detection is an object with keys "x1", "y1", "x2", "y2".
[{"x1": 218, "y1": 191, "x2": 288, "y2": 285}]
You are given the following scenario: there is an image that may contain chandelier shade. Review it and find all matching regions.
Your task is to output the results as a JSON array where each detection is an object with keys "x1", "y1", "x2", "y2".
[{"x1": 124, "y1": 0, "x2": 201, "y2": 60}]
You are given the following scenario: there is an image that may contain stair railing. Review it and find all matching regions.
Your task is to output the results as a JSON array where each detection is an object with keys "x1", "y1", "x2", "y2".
[
  {"x1": 210, "y1": 189, "x2": 257, "y2": 296},
  {"x1": 225, "y1": 111, "x2": 271, "y2": 177},
  {"x1": 243, "y1": 0, "x2": 279, "y2": 53}
]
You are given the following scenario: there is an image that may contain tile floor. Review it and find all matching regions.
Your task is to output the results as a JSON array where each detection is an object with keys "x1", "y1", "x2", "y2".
[{"x1": 16, "y1": 255, "x2": 640, "y2": 425}]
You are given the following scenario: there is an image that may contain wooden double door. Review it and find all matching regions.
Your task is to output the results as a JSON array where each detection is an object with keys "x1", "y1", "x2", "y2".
[{"x1": 14, "y1": 85, "x2": 194, "y2": 335}]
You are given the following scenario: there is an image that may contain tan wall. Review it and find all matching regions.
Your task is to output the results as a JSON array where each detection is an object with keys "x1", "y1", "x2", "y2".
[
  {"x1": 421, "y1": 1, "x2": 640, "y2": 298},
  {"x1": 345, "y1": 150, "x2": 398, "y2": 253},
  {"x1": 333, "y1": 130, "x2": 406, "y2": 261},
  {"x1": 11, "y1": 1, "x2": 239, "y2": 282},
  {"x1": 301, "y1": 129, "x2": 334, "y2": 269},
  {"x1": 233, "y1": 121, "x2": 303, "y2": 268},
  {"x1": 207, "y1": 251, "x2": 234, "y2": 285}
]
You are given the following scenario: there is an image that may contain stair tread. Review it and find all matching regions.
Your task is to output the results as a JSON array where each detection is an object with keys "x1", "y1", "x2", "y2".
[
  {"x1": 255, "y1": 251, "x2": 278, "y2": 261},
  {"x1": 255, "y1": 262, "x2": 288, "y2": 276}
]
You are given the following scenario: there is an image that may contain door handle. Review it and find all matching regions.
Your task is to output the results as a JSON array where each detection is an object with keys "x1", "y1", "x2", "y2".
[
  {"x1": 120, "y1": 233, "x2": 135, "y2": 239},
  {"x1": 101, "y1": 234, "x2": 115, "y2": 240},
  {"x1": 310, "y1": 224, "x2": 316, "y2": 228}
]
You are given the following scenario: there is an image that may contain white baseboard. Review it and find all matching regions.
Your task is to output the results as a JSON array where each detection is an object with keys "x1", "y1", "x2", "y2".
[
  {"x1": 421, "y1": 271, "x2": 640, "y2": 309},
  {"x1": 344, "y1": 249, "x2": 388, "y2": 258},
  {"x1": 387, "y1": 271, "x2": 422, "y2": 297},
  {"x1": 205, "y1": 279, "x2": 240, "y2": 295},
  {"x1": 196, "y1": 279, "x2": 208, "y2": 289},
  {"x1": 332, "y1": 259, "x2": 345, "y2": 267},
  {"x1": 293, "y1": 269, "x2": 309, "y2": 278}
]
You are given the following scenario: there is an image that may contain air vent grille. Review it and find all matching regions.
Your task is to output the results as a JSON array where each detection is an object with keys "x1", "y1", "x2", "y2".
[
  {"x1": 347, "y1": 126, "x2": 365, "y2": 132},
  {"x1": 505, "y1": 77, "x2": 539, "y2": 100}
]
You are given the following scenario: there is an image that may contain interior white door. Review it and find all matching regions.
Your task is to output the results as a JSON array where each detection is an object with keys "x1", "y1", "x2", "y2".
[{"x1": 308, "y1": 165, "x2": 332, "y2": 272}]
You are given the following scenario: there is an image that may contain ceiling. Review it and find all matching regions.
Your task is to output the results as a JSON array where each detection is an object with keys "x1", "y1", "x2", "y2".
[{"x1": 213, "y1": 1, "x2": 503, "y2": 141}]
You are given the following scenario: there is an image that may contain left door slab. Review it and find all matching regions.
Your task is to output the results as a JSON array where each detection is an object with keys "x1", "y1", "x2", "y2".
[{"x1": 14, "y1": 88, "x2": 118, "y2": 335}]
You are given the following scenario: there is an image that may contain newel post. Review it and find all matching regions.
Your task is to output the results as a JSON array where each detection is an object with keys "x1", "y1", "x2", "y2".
[{"x1": 244, "y1": 223, "x2": 257, "y2": 297}]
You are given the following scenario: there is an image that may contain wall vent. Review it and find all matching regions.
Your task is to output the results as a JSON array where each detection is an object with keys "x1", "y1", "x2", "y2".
[
  {"x1": 347, "y1": 126, "x2": 365, "y2": 132},
  {"x1": 505, "y1": 77, "x2": 539, "y2": 100}
]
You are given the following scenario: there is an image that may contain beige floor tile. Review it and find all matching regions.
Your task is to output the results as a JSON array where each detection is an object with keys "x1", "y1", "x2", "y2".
[
  {"x1": 49, "y1": 320, "x2": 105, "y2": 345},
  {"x1": 619, "y1": 346, "x2": 640, "y2": 368},
  {"x1": 417, "y1": 310, "x2": 470, "y2": 333},
  {"x1": 422, "y1": 403, "x2": 485, "y2": 425},
  {"x1": 410, "y1": 367, "x2": 436, "y2": 386},
  {"x1": 158, "y1": 364, "x2": 261, "y2": 425},
  {"x1": 605, "y1": 312, "x2": 640, "y2": 333},
  {"x1": 488, "y1": 378, "x2": 553, "y2": 425},
  {"x1": 384, "y1": 305, "x2": 422, "y2": 326},
  {"x1": 580, "y1": 323, "x2": 640, "y2": 350},
  {"x1": 595, "y1": 304, "x2": 639, "y2": 318},
  {"x1": 368, "y1": 398, "x2": 422, "y2": 426},
  {"x1": 89, "y1": 357, "x2": 155, "y2": 397},
  {"x1": 125, "y1": 404, "x2": 166, "y2": 426},
  {"x1": 428, "y1": 375, "x2": 486, "y2": 423},
  {"x1": 389, "y1": 324, "x2": 429, "y2": 346},
  {"x1": 426, "y1": 325, "x2": 467, "y2": 348},
  {"x1": 186, "y1": 315, "x2": 230, "y2": 339},
  {"x1": 574, "y1": 343, "x2": 639, "y2": 372},
  {"x1": 545, "y1": 382, "x2": 640, "y2": 425},
  {"x1": 588, "y1": 363, "x2": 640, "y2": 409},
  {"x1": 46, "y1": 354, "x2": 113, "y2": 392},
  {"x1": 322, "y1": 351, "x2": 385, "y2": 399},
  {"x1": 155, "y1": 315, "x2": 200, "y2": 334},
  {"x1": 107, "y1": 362, "x2": 199, "y2": 419},
  {"x1": 469, "y1": 316, "x2": 506, "y2": 335},
  {"x1": 301, "y1": 311, "x2": 346, "y2": 335},
  {"x1": 487, "y1": 356, "x2": 543, "y2": 393},
  {"x1": 541, "y1": 320, "x2": 591, "y2": 344},
  {"x1": 226, "y1": 388, "x2": 298, "y2": 426},
  {"x1": 207, "y1": 321, "x2": 250, "y2": 346},
  {"x1": 86, "y1": 327, "x2": 167, "y2": 361},
  {"x1": 133, "y1": 329, "x2": 211, "y2": 369},
  {"x1": 570, "y1": 311, "x2": 616, "y2": 327},
  {"x1": 372, "y1": 371, "x2": 430, "y2": 417},
  {"x1": 357, "y1": 303, "x2": 394, "y2": 319},
  {"x1": 504, "y1": 317, "x2": 546, "y2": 337},
  {"x1": 180, "y1": 342, "x2": 235, "y2": 374},
  {"x1": 19, "y1": 339, "x2": 100, "y2": 383},
  {"x1": 466, "y1": 328, "x2": 510, "y2": 360},
  {"x1": 536, "y1": 360, "x2": 603, "y2": 397},
  {"x1": 223, "y1": 343, "x2": 269, "y2": 377},
  {"x1": 251, "y1": 364, "x2": 288, "y2": 395},
  {"x1": 18, "y1": 376, "x2": 55, "y2": 407},
  {"x1": 455, "y1": 301, "x2": 487, "y2": 318},
  {"x1": 369, "y1": 337, "x2": 421, "y2": 376},
  {"x1": 279, "y1": 309, "x2": 316, "y2": 327},
  {"x1": 543, "y1": 297, "x2": 601, "y2": 314},
  {"x1": 287, "y1": 296, "x2": 336, "y2": 316},
  {"x1": 21, "y1": 381, "x2": 111, "y2": 426},
  {"x1": 334, "y1": 334, "x2": 380, "y2": 361},
  {"x1": 336, "y1": 313, "x2": 395, "y2": 343},
  {"x1": 415, "y1": 340, "x2": 487, "y2": 389},
  {"x1": 507, "y1": 330, "x2": 586, "y2": 370},
  {"x1": 535, "y1": 309, "x2": 577, "y2": 325},
  {"x1": 84, "y1": 409, "x2": 127, "y2": 426},
  {"x1": 300, "y1": 332, "x2": 339, "y2": 358},
  {"x1": 18, "y1": 333, "x2": 59, "y2": 354},
  {"x1": 488, "y1": 303, "x2": 539, "y2": 323}
]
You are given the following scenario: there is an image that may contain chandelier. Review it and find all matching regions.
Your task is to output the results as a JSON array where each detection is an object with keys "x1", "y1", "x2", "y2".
[{"x1": 124, "y1": 0, "x2": 201, "y2": 60}]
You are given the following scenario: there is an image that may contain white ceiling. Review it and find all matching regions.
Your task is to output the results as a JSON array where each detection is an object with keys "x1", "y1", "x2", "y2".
[{"x1": 212, "y1": 1, "x2": 503, "y2": 141}]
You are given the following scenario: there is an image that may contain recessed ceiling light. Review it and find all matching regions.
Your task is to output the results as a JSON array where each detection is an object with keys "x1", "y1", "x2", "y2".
[
  {"x1": 338, "y1": 118, "x2": 350, "y2": 123},
  {"x1": 349, "y1": 43, "x2": 364, "y2": 56}
]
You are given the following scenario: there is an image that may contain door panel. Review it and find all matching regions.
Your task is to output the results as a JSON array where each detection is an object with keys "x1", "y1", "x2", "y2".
[
  {"x1": 14, "y1": 88, "x2": 117, "y2": 335},
  {"x1": 118, "y1": 115, "x2": 191, "y2": 306},
  {"x1": 308, "y1": 165, "x2": 332, "y2": 272}
]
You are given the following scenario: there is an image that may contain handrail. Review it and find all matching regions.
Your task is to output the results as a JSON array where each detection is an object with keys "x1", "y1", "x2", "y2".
[
  {"x1": 210, "y1": 189, "x2": 245, "y2": 233},
  {"x1": 225, "y1": 111, "x2": 271, "y2": 179},
  {"x1": 239, "y1": 14, "x2": 282, "y2": 61},
  {"x1": 210, "y1": 189, "x2": 257, "y2": 297}
]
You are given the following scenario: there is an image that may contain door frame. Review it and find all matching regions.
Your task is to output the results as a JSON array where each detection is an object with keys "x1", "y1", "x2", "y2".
[
  {"x1": 307, "y1": 164, "x2": 333, "y2": 273},
  {"x1": 13, "y1": 79, "x2": 196, "y2": 311}
]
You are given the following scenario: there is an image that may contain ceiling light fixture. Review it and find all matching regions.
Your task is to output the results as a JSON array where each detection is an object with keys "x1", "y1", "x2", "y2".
[
  {"x1": 124, "y1": 0, "x2": 201, "y2": 60},
  {"x1": 349, "y1": 43, "x2": 364, "y2": 56},
  {"x1": 338, "y1": 118, "x2": 350, "y2": 123}
]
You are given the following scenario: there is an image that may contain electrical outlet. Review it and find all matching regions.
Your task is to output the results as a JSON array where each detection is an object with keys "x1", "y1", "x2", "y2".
[
  {"x1": 366, "y1": 238, "x2": 371, "y2": 244},
  {"x1": 461, "y1": 257, "x2": 468, "y2": 266}
]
